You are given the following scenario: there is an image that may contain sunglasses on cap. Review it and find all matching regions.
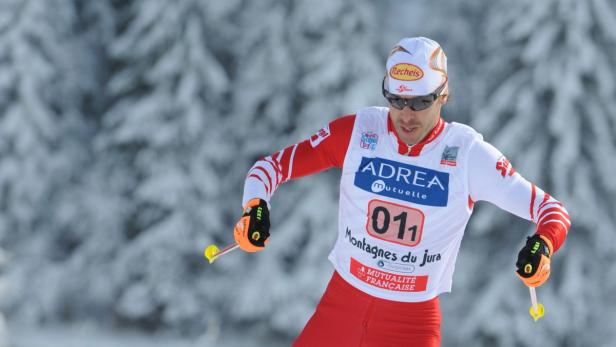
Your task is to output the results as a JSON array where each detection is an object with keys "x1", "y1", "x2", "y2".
[{"x1": 381, "y1": 77, "x2": 447, "y2": 111}]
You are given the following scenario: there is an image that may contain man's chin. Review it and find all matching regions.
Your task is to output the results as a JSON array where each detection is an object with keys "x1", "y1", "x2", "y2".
[
  {"x1": 397, "y1": 127, "x2": 420, "y2": 145},
  {"x1": 402, "y1": 136, "x2": 420, "y2": 146}
]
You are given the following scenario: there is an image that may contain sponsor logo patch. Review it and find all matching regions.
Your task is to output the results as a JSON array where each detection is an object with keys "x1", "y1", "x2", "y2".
[
  {"x1": 354, "y1": 157, "x2": 449, "y2": 206},
  {"x1": 350, "y1": 258, "x2": 428, "y2": 292},
  {"x1": 440, "y1": 145, "x2": 459, "y2": 166},
  {"x1": 389, "y1": 63, "x2": 424, "y2": 81},
  {"x1": 376, "y1": 259, "x2": 416, "y2": 274},
  {"x1": 360, "y1": 131, "x2": 378, "y2": 151},
  {"x1": 496, "y1": 156, "x2": 516, "y2": 177},
  {"x1": 309, "y1": 125, "x2": 330, "y2": 148}
]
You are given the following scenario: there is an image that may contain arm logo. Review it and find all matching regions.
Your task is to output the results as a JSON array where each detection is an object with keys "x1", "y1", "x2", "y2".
[
  {"x1": 309, "y1": 125, "x2": 331, "y2": 148},
  {"x1": 496, "y1": 156, "x2": 516, "y2": 177}
]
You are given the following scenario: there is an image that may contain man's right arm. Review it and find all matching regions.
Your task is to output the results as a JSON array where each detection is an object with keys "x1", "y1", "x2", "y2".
[{"x1": 242, "y1": 114, "x2": 356, "y2": 207}]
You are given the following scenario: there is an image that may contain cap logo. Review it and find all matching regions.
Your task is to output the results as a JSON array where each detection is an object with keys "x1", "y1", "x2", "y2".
[
  {"x1": 396, "y1": 85, "x2": 412, "y2": 93},
  {"x1": 389, "y1": 63, "x2": 424, "y2": 81}
]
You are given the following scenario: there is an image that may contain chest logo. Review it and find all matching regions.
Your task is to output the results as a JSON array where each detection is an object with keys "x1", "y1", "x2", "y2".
[
  {"x1": 360, "y1": 131, "x2": 378, "y2": 151},
  {"x1": 440, "y1": 145, "x2": 459, "y2": 166},
  {"x1": 354, "y1": 157, "x2": 449, "y2": 206}
]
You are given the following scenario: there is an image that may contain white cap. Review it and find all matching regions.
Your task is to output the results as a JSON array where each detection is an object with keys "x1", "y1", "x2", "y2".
[{"x1": 385, "y1": 37, "x2": 448, "y2": 96}]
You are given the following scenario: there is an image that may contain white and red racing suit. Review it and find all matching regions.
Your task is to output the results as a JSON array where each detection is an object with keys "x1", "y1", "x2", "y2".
[{"x1": 242, "y1": 107, "x2": 570, "y2": 346}]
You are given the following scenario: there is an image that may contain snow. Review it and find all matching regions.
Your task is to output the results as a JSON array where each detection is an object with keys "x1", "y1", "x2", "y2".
[{"x1": 6, "y1": 323, "x2": 289, "y2": 347}]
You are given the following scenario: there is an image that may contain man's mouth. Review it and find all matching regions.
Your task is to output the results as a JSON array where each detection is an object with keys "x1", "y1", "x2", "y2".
[{"x1": 400, "y1": 124, "x2": 418, "y2": 134}]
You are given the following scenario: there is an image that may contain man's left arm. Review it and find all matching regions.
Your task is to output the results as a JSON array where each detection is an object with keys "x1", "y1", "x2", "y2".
[{"x1": 467, "y1": 140, "x2": 571, "y2": 287}]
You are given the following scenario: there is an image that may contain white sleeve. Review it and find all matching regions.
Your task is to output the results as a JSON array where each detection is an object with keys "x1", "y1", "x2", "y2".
[
  {"x1": 467, "y1": 139, "x2": 534, "y2": 221},
  {"x1": 242, "y1": 153, "x2": 286, "y2": 208},
  {"x1": 242, "y1": 175, "x2": 270, "y2": 207},
  {"x1": 467, "y1": 139, "x2": 571, "y2": 252}
]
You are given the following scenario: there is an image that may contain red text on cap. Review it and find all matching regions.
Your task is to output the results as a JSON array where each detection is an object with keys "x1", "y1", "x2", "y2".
[{"x1": 389, "y1": 63, "x2": 424, "y2": 81}]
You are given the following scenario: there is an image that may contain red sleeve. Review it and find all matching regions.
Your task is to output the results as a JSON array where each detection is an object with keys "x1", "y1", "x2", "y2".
[
  {"x1": 531, "y1": 186, "x2": 571, "y2": 253},
  {"x1": 284, "y1": 114, "x2": 355, "y2": 178},
  {"x1": 242, "y1": 115, "x2": 355, "y2": 206}
]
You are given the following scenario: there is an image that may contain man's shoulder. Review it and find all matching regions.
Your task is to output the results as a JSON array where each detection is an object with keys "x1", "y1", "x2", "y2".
[
  {"x1": 354, "y1": 106, "x2": 389, "y2": 128},
  {"x1": 356, "y1": 106, "x2": 389, "y2": 118},
  {"x1": 446, "y1": 122, "x2": 484, "y2": 142}
]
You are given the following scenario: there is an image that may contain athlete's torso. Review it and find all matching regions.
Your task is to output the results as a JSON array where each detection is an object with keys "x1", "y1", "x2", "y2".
[{"x1": 329, "y1": 106, "x2": 480, "y2": 302}]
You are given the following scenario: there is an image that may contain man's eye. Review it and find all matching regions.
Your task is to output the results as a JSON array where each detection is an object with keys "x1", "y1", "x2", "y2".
[{"x1": 420, "y1": 98, "x2": 432, "y2": 105}]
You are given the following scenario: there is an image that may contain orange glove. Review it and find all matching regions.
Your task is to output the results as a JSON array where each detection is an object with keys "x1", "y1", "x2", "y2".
[
  {"x1": 516, "y1": 234, "x2": 553, "y2": 287},
  {"x1": 233, "y1": 199, "x2": 270, "y2": 252}
]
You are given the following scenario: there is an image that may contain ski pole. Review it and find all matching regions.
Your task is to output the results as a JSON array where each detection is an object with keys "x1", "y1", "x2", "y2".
[
  {"x1": 528, "y1": 286, "x2": 545, "y2": 321},
  {"x1": 204, "y1": 243, "x2": 239, "y2": 264}
]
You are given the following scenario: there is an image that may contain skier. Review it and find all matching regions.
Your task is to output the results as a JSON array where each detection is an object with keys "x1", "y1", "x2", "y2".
[{"x1": 233, "y1": 37, "x2": 570, "y2": 346}]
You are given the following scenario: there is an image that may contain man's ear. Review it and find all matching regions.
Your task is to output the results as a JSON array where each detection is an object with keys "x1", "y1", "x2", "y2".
[{"x1": 438, "y1": 94, "x2": 449, "y2": 105}]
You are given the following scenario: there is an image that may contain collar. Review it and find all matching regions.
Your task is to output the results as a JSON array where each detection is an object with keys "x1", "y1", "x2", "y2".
[{"x1": 387, "y1": 115, "x2": 445, "y2": 156}]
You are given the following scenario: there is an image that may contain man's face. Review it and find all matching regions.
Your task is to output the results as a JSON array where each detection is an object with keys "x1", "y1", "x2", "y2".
[{"x1": 389, "y1": 95, "x2": 447, "y2": 145}]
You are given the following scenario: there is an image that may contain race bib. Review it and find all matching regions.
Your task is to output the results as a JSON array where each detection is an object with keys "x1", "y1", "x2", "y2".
[{"x1": 366, "y1": 199, "x2": 424, "y2": 247}]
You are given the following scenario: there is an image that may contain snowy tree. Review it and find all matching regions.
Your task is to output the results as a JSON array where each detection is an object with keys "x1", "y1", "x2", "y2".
[
  {"x1": 0, "y1": 247, "x2": 8, "y2": 345},
  {"x1": 0, "y1": 0, "x2": 101, "y2": 324},
  {"x1": 443, "y1": 0, "x2": 616, "y2": 346},
  {"x1": 420, "y1": 0, "x2": 492, "y2": 125},
  {"x1": 86, "y1": 0, "x2": 239, "y2": 334},
  {"x1": 209, "y1": 0, "x2": 384, "y2": 339}
]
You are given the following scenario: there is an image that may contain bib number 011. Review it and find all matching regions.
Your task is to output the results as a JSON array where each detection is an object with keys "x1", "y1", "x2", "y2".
[{"x1": 366, "y1": 199, "x2": 425, "y2": 247}]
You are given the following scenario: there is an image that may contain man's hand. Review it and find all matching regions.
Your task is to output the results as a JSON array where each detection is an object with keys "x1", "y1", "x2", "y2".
[
  {"x1": 234, "y1": 198, "x2": 270, "y2": 252},
  {"x1": 516, "y1": 234, "x2": 553, "y2": 287}
]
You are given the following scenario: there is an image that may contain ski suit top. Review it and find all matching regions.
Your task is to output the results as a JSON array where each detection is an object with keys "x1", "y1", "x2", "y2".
[{"x1": 242, "y1": 107, "x2": 570, "y2": 302}]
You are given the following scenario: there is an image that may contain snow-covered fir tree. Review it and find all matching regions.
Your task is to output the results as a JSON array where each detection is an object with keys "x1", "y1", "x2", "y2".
[
  {"x1": 89, "y1": 0, "x2": 240, "y2": 334},
  {"x1": 209, "y1": 0, "x2": 385, "y2": 338},
  {"x1": 0, "y1": 0, "x2": 101, "y2": 324},
  {"x1": 444, "y1": 0, "x2": 616, "y2": 346}
]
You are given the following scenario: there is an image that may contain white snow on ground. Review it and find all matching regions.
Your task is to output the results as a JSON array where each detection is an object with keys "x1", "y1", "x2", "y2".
[{"x1": 5, "y1": 323, "x2": 290, "y2": 347}]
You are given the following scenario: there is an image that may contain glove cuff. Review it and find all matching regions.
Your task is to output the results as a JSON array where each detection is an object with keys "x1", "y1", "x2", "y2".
[
  {"x1": 243, "y1": 198, "x2": 261, "y2": 209},
  {"x1": 537, "y1": 234, "x2": 554, "y2": 256}
]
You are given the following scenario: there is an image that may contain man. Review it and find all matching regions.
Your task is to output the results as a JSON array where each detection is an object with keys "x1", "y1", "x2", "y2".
[{"x1": 233, "y1": 37, "x2": 570, "y2": 346}]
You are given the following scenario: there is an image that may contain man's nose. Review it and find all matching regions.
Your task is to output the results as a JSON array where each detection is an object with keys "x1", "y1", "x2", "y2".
[{"x1": 399, "y1": 107, "x2": 416, "y2": 119}]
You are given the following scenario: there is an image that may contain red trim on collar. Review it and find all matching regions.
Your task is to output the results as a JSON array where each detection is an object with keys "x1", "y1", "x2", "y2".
[{"x1": 388, "y1": 115, "x2": 445, "y2": 156}]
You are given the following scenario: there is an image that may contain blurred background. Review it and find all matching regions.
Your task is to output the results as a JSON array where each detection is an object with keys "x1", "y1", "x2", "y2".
[{"x1": 0, "y1": 0, "x2": 614, "y2": 346}]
